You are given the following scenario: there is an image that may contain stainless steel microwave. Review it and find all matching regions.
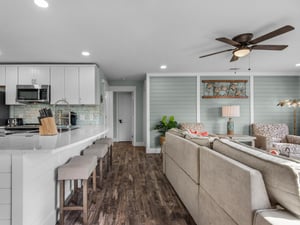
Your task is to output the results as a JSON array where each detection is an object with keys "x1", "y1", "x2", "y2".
[{"x1": 16, "y1": 85, "x2": 50, "y2": 103}]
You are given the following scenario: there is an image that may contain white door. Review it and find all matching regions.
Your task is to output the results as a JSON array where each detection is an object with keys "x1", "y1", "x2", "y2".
[{"x1": 117, "y1": 92, "x2": 133, "y2": 142}]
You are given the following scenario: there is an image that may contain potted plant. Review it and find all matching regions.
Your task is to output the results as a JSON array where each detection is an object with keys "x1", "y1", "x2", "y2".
[{"x1": 154, "y1": 115, "x2": 178, "y2": 145}]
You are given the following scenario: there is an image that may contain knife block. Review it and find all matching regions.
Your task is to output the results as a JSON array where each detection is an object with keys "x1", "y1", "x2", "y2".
[{"x1": 39, "y1": 117, "x2": 58, "y2": 136}]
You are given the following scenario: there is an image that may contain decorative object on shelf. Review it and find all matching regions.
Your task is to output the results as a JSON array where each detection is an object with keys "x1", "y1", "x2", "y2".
[
  {"x1": 222, "y1": 105, "x2": 240, "y2": 135},
  {"x1": 202, "y1": 80, "x2": 248, "y2": 98},
  {"x1": 277, "y1": 99, "x2": 300, "y2": 135},
  {"x1": 154, "y1": 115, "x2": 178, "y2": 145}
]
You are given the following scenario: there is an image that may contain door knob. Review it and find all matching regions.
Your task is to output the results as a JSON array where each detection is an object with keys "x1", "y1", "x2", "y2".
[{"x1": 119, "y1": 119, "x2": 122, "y2": 123}]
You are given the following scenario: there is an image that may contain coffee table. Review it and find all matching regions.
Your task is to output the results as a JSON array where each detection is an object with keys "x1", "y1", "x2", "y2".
[{"x1": 216, "y1": 134, "x2": 256, "y2": 147}]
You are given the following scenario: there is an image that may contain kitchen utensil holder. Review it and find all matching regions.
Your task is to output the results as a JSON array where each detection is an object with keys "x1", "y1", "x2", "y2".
[{"x1": 39, "y1": 117, "x2": 58, "y2": 136}]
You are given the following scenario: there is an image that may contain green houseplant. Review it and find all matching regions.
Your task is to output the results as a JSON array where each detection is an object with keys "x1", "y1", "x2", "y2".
[{"x1": 154, "y1": 115, "x2": 178, "y2": 145}]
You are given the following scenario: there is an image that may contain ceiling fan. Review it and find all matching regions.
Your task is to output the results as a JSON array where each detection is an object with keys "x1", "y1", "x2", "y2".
[{"x1": 199, "y1": 25, "x2": 295, "y2": 62}]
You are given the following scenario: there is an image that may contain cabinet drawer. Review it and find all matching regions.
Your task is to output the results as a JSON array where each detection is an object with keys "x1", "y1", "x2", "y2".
[
  {"x1": 0, "y1": 155, "x2": 11, "y2": 172},
  {"x1": 0, "y1": 189, "x2": 11, "y2": 204},
  {"x1": 0, "y1": 174, "x2": 11, "y2": 188},
  {"x1": 0, "y1": 205, "x2": 10, "y2": 219}
]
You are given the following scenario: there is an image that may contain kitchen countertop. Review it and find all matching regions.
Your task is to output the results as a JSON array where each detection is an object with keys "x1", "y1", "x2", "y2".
[{"x1": 0, "y1": 125, "x2": 108, "y2": 153}]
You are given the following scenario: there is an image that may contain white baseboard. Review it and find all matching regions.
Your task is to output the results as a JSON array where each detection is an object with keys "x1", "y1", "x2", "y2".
[{"x1": 146, "y1": 147, "x2": 161, "y2": 154}]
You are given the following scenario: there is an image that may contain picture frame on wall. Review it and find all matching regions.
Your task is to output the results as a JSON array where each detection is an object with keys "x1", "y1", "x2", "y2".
[{"x1": 202, "y1": 80, "x2": 248, "y2": 98}]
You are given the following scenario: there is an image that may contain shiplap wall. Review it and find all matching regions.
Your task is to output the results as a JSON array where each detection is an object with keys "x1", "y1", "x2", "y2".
[
  {"x1": 149, "y1": 77, "x2": 197, "y2": 147},
  {"x1": 200, "y1": 76, "x2": 251, "y2": 135},
  {"x1": 148, "y1": 74, "x2": 300, "y2": 148},
  {"x1": 253, "y1": 76, "x2": 300, "y2": 134}
]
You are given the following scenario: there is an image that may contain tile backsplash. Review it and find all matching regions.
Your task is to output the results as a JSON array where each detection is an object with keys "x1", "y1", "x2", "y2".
[{"x1": 9, "y1": 104, "x2": 104, "y2": 125}]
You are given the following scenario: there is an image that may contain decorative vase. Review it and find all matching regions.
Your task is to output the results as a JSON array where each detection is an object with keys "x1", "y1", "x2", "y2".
[{"x1": 160, "y1": 136, "x2": 166, "y2": 146}]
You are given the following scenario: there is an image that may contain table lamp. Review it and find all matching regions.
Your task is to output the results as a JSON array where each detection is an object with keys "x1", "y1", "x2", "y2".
[{"x1": 222, "y1": 105, "x2": 240, "y2": 135}]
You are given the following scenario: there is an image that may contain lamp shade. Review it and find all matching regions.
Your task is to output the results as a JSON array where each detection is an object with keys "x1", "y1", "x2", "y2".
[{"x1": 222, "y1": 105, "x2": 240, "y2": 118}]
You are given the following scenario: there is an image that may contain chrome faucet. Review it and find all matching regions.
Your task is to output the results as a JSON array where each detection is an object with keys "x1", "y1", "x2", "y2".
[{"x1": 53, "y1": 99, "x2": 71, "y2": 128}]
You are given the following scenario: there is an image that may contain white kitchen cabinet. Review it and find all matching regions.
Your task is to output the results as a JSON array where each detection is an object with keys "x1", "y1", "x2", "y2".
[
  {"x1": 5, "y1": 66, "x2": 19, "y2": 105},
  {"x1": 50, "y1": 67, "x2": 65, "y2": 104},
  {"x1": 65, "y1": 67, "x2": 80, "y2": 104},
  {"x1": 79, "y1": 66, "x2": 97, "y2": 104},
  {"x1": 18, "y1": 66, "x2": 50, "y2": 85},
  {"x1": 0, "y1": 66, "x2": 5, "y2": 85},
  {"x1": 50, "y1": 65, "x2": 99, "y2": 105}
]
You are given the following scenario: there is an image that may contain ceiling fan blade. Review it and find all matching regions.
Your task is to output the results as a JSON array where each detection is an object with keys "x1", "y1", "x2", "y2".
[
  {"x1": 251, "y1": 45, "x2": 288, "y2": 50},
  {"x1": 230, "y1": 55, "x2": 239, "y2": 62},
  {"x1": 216, "y1": 37, "x2": 241, "y2": 47},
  {"x1": 199, "y1": 49, "x2": 233, "y2": 58},
  {"x1": 249, "y1": 25, "x2": 295, "y2": 44}
]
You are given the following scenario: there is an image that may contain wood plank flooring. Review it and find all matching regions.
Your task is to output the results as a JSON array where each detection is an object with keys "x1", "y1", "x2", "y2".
[{"x1": 62, "y1": 142, "x2": 196, "y2": 225}]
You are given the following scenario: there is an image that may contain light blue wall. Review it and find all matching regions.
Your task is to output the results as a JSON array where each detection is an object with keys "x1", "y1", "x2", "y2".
[
  {"x1": 108, "y1": 80, "x2": 144, "y2": 143},
  {"x1": 253, "y1": 76, "x2": 300, "y2": 134},
  {"x1": 200, "y1": 76, "x2": 250, "y2": 135},
  {"x1": 148, "y1": 74, "x2": 300, "y2": 148},
  {"x1": 149, "y1": 77, "x2": 197, "y2": 147}
]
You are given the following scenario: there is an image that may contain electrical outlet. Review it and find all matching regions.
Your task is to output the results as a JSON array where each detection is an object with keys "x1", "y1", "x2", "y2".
[{"x1": 90, "y1": 114, "x2": 94, "y2": 121}]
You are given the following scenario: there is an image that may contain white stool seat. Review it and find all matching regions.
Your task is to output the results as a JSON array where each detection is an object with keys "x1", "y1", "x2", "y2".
[
  {"x1": 83, "y1": 143, "x2": 108, "y2": 159},
  {"x1": 96, "y1": 137, "x2": 113, "y2": 146},
  {"x1": 58, "y1": 155, "x2": 97, "y2": 180}
]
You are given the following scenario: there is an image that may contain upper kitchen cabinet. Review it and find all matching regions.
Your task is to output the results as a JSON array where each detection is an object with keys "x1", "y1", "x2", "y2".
[
  {"x1": 50, "y1": 66, "x2": 65, "y2": 104},
  {"x1": 65, "y1": 66, "x2": 80, "y2": 104},
  {"x1": 50, "y1": 65, "x2": 100, "y2": 105},
  {"x1": 0, "y1": 66, "x2": 5, "y2": 85},
  {"x1": 18, "y1": 66, "x2": 50, "y2": 85},
  {"x1": 5, "y1": 66, "x2": 19, "y2": 105}
]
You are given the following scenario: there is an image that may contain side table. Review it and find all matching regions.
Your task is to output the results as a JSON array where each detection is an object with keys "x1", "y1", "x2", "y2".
[{"x1": 217, "y1": 134, "x2": 256, "y2": 147}]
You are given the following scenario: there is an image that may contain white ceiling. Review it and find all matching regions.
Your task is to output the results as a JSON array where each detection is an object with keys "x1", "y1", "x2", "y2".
[{"x1": 0, "y1": 0, "x2": 300, "y2": 80}]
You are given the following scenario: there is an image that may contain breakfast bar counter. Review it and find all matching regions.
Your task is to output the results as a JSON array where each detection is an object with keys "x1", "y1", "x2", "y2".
[{"x1": 0, "y1": 126, "x2": 108, "y2": 225}]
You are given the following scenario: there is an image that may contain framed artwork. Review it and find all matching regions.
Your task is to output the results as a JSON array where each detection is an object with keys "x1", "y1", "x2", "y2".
[{"x1": 202, "y1": 80, "x2": 248, "y2": 98}]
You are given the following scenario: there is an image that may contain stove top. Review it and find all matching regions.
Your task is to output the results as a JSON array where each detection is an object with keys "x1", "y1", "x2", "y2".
[{"x1": 5, "y1": 124, "x2": 39, "y2": 130}]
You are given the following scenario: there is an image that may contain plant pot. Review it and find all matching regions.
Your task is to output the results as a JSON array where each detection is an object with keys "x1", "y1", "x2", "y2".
[{"x1": 160, "y1": 135, "x2": 166, "y2": 146}]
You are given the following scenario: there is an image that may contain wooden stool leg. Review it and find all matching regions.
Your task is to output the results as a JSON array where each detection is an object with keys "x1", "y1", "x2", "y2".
[
  {"x1": 92, "y1": 168, "x2": 96, "y2": 192},
  {"x1": 106, "y1": 153, "x2": 109, "y2": 173},
  {"x1": 60, "y1": 180, "x2": 65, "y2": 225},
  {"x1": 99, "y1": 158, "x2": 103, "y2": 188},
  {"x1": 82, "y1": 179, "x2": 88, "y2": 225},
  {"x1": 110, "y1": 145, "x2": 113, "y2": 167}
]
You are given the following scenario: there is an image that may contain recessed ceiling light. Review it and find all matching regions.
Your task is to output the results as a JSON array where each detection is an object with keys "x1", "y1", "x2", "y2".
[
  {"x1": 160, "y1": 65, "x2": 167, "y2": 70},
  {"x1": 81, "y1": 51, "x2": 90, "y2": 56},
  {"x1": 296, "y1": 63, "x2": 300, "y2": 67},
  {"x1": 34, "y1": 0, "x2": 49, "y2": 8}
]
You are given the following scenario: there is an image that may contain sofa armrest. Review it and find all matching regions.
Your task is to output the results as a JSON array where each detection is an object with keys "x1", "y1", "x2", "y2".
[
  {"x1": 254, "y1": 209, "x2": 300, "y2": 225},
  {"x1": 255, "y1": 135, "x2": 274, "y2": 150}
]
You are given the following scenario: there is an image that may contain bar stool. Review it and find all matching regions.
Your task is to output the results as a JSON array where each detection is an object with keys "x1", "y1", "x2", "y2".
[
  {"x1": 58, "y1": 155, "x2": 97, "y2": 225},
  {"x1": 96, "y1": 137, "x2": 113, "y2": 166},
  {"x1": 83, "y1": 142, "x2": 110, "y2": 188}
]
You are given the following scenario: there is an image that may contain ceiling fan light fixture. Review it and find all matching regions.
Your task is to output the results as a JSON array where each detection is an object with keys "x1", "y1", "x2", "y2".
[{"x1": 233, "y1": 47, "x2": 251, "y2": 58}]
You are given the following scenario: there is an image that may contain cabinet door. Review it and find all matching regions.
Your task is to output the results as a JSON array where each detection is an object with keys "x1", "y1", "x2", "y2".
[
  {"x1": 65, "y1": 67, "x2": 79, "y2": 104},
  {"x1": 5, "y1": 67, "x2": 19, "y2": 105},
  {"x1": 0, "y1": 66, "x2": 5, "y2": 85},
  {"x1": 50, "y1": 67, "x2": 65, "y2": 104},
  {"x1": 79, "y1": 66, "x2": 96, "y2": 104},
  {"x1": 18, "y1": 66, "x2": 50, "y2": 84}
]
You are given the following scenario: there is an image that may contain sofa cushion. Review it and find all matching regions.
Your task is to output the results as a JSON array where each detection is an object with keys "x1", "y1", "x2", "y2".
[
  {"x1": 200, "y1": 146, "x2": 271, "y2": 225},
  {"x1": 213, "y1": 139, "x2": 300, "y2": 218},
  {"x1": 178, "y1": 122, "x2": 206, "y2": 132},
  {"x1": 287, "y1": 135, "x2": 300, "y2": 145},
  {"x1": 254, "y1": 209, "x2": 300, "y2": 225},
  {"x1": 165, "y1": 132, "x2": 200, "y2": 184}
]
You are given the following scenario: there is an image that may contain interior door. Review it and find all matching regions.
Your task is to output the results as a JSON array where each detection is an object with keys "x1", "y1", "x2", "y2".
[{"x1": 117, "y1": 92, "x2": 132, "y2": 142}]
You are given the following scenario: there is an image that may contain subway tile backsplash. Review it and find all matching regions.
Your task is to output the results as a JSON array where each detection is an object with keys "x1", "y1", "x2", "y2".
[{"x1": 9, "y1": 104, "x2": 104, "y2": 125}]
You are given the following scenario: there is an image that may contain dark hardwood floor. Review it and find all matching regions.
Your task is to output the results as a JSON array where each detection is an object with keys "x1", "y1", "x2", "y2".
[{"x1": 62, "y1": 142, "x2": 196, "y2": 225}]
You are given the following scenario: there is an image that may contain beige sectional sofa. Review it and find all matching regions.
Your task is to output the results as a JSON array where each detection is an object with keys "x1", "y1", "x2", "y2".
[{"x1": 163, "y1": 131, "x2": 300, "y2": 225}]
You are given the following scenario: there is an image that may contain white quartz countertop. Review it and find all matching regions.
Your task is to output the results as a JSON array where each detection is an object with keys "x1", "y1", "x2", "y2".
[{"x1": 0, "y1": 125, "x2": 108, "y2": 153}]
